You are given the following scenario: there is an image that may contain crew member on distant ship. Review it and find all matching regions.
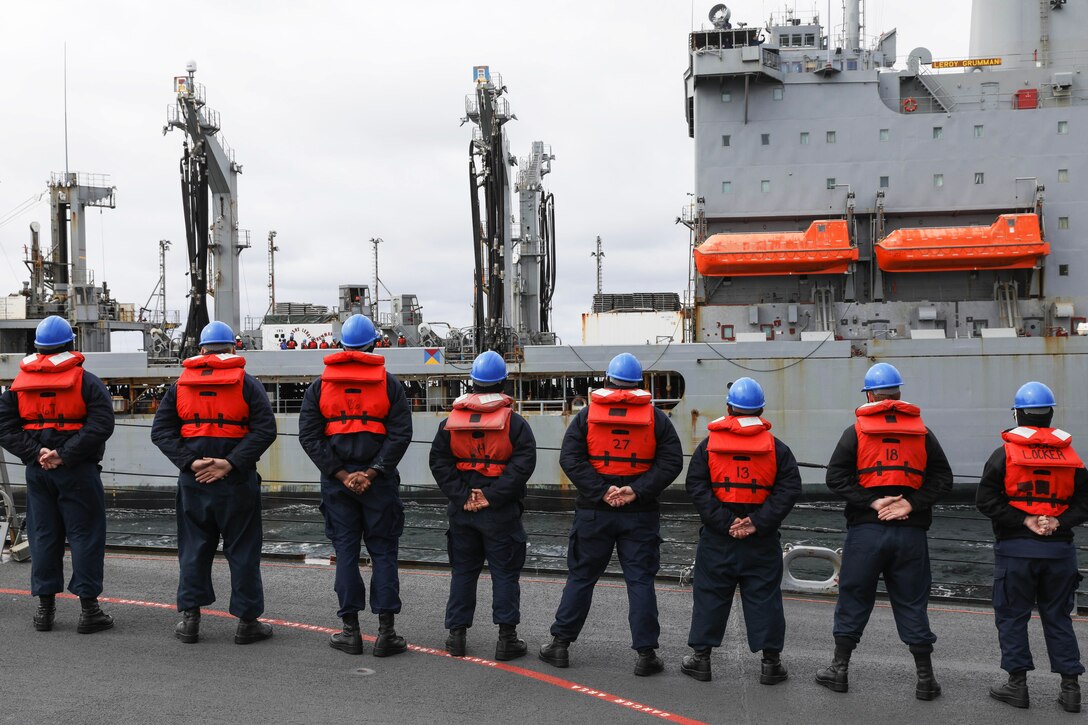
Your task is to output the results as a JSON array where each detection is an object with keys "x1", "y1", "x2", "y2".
[
  {"x1": 977, "y1": 381, "x2": 1088, "y2": 714},
  {"x1": 816, "y1": 363, "x2": 952, "y2": 699},
  {"x1": 151, "y1": 321, "x2": 277, "y2": 644},
  {"x1": 286, "y1": 335, "x2": 297, "y2": 350},
  {"x1": 539, "y1": 353, "x2": 682, "y2": 675},
  {"x1": 298, "y1": 314, "x2": 412, "y2": 656},
  {"x1": 0, "y1": 316, "x2": 116, "y2": 634},
  {"x1": 680, "y1": 377, "x2": 801, "y2": 685},
  {"x1": 429, "y1": 350, "x2": 536, "y2": 660}
]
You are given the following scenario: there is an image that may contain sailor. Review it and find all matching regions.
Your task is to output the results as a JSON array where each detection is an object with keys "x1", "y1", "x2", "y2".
[
  {"x1": 286, "y1": 335, "x2": 297, "y2": 350},
  {"x1": 0, "y1": 316, "x2": 116, "y2": 633},
  {"x1": 397, "y1": 335, "x2": 407, "y2": 348},
  {"x1": 816, "y1": 363, "x2": 952, "y2": 699},
  {"x1": 540, "y1": 353, "x2": 683, "y2": 675},
  {"x1": 429, "y1": 350, "x2": 536, "y2": 660},
  {"x1": 150, "y1": 320, "x2": 277, "y2": 644},
  {"x1": 680, "y1": 377, "x2": 801, "y2": 684},
  {"x1": 298, "y1": 314, "x2": 412, "y2": 656},
  {"x1": 976, "y1": 382, "x2": 1088, "y2": 713},
  {"x1": 234, "y1": 335, "x2": 244, "y2": 351},
  {"x1": 319, "y1": 339, "x2": 330, "y2": 350}
]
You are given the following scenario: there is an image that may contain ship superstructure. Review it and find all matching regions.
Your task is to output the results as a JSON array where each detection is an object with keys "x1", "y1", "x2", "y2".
[{"x1": 684, "y1": 0, "x2": 1087, "y2": 343}]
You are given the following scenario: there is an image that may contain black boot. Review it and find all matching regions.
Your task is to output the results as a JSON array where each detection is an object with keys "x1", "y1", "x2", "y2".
[
  {"x1": 539, "y1": 636, "x2": 570, "y2": 668},
  {"x1": 174, "y1": 608, "x2": 200, "y2": 643},
  {"x1": 495, "y1": 624, "x2": 526, "y2": 661},
  {"x1": 77, "y1": 597, "x2": 114, "y2": 634},
  {"x1": 235, "y1": 618, "x2": 273, "y2": 644},
  {"x1": 1060, "y1": 674, "x2": 1081, "y2": 713},
  {"x1": 330, "y1": 613, "x2": 363, "y2": 655},
  {"x1": 373, "y1": 612, "x2": 407, "y2": 657},
  {"x1": 815, "y1": 638, "x2": 853, "y2": 693},
  {"x1": 910, "y1": 645, "x2": 941, "y2": 700},
  {"x1": 446, "y1": 627, "x2": 467, "y2": 657},
  {"x1": 989, "y1": 671, "x2": 1029, "y2": 709},
  {"x1": 34, "y1": 594, "x2": 56, "y2": 632},
  {"x1": 760, "y1": 649, "x2": 789, "y2": 686},
  {"x1": 634, "y1": 647, "x2": 665, "y2": 677},
  {"x1": 681, "y1": 648, "x2": 712, "y2": 682}
]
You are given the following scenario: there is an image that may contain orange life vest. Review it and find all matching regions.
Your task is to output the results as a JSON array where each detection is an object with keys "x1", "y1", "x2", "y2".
[
  {"x1": 446, "y1": 393, "x2": 514, "y2": 477},
  {"x1": 1002, "y1": 426, "x2": 1083, "y2": 517},
  {"x1": 706, "y1": 415, "x2": 777, "y2": 504},
  {"x1": 319, "y1": 350, "x2": 390, "y2": 436},
  {"x1": 10, "y1": 351, "x2": 87, "y2": 431},
  {"x1": 176, "y1": 354, "x2": 250, "y2": 438},
  {"x1": 586, "y1": 387, "x2": 656, "y2": 476},
  {"x1": 854, "y1": 399, "x2": 928, "y2": 489}
]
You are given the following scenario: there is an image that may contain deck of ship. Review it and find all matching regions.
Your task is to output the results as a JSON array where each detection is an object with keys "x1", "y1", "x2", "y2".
[{"x1": 0, "y1": 551, "x2": 1077, "y2": 724}]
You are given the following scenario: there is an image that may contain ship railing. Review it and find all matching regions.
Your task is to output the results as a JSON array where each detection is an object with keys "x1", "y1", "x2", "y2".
[
  {"x1": 761, "y1": 47, "x2": 781, "y2": 71},
  {"x1": 516, "y1": 399, "x2": 567, "y2": 414}
]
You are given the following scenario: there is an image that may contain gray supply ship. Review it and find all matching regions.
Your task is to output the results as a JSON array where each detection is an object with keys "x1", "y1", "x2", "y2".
[{"x1": 0, "y1": 0, "x2": 1085, "y2": 497}]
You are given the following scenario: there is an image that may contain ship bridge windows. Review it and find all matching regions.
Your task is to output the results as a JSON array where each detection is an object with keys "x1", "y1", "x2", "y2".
[
  {"x1": 1058, "y1": 121, "x2": 1069, "y2": 134},
  {"x1": 846, "y1": 60, "x2": 858, "y2": 71},
  {"x1": 1059, "y1": 169, "x2": 1069, "y2": 183},
  {"x1": 826, "y1": 131, "x2": 837, "y2": 143},
  {"x1": 804, "y1": 33, "x2": 816, "y2": 45}
]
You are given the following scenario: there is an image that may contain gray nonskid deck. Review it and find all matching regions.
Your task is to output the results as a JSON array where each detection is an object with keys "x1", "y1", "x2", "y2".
[{"x1": 0, "y1": 553, "x2": 1077, "y2": 724}]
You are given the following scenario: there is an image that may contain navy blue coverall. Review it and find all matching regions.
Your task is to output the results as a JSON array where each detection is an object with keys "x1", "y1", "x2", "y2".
[
  {"x1": 825, "y1": 423, "x2": 953, "y2": 650},
  {"x1": 0, "y1": 364, "x2": 115, "y2": 599},
  {"x1": 550, "y1": 404, "x2": 683, "y2": 651},
  {"x1": 430, "y1": 413, "x2": 536, "y2": 629},
  {"x1": 151, "y1": 374, "x2": 277, "y2": 620},
  {"x1": 685, "y1": 436, "x2": 802, "y2": 653},
  {"x1": 976, "y1": 444, "x2": 1088, "y2": 676},
  {"x1": 298, "y1": 371, "x2": 412, "y2": 618}
]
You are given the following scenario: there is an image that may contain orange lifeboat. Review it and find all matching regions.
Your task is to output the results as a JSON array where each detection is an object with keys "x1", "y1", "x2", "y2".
[
  {"x1": 694, "y1": 220, "x2": 857, "y2": 276},
  {"x1": 875, "y1": 214, "x2": 1048, "y2": 273}
]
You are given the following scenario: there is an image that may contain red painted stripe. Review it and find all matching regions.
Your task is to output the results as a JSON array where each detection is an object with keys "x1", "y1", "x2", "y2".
[{"x1": 0, "y1": 588, "x2": 706, "y2": 725}]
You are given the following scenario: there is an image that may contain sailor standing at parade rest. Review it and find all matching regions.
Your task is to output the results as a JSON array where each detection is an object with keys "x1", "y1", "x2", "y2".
[
  {"x1": 816, "y1": 362, "x2": 952, "y2": 700},
  {"x1": 0, "y1": 316, "x2": 116, "y2": 634},
  {"x1": 540, "y1": 352, "x2": 683, "y2": 676},
  {"x1": 150, "y1": 320, "x2": 277, "y2": 645},
  {"x1": 298, "y1": 314, "x2": 412, "y2": 657},
  {"x1": 429, "y1": 350, "x2": 537, "y2": 660},
  {"x1": 679, "y1": 377, "x2": 801, "y2": 685},
  {"x1": 976, "y1": 381, "x2": 1088, "y2": 714}
]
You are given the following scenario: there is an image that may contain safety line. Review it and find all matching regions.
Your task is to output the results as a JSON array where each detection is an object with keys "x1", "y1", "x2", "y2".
[{"x1": 0, "y1": 587, "x2": 706, "y2": 725}]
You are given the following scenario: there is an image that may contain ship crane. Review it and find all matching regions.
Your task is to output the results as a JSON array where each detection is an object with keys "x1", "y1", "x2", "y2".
[
  {"x1": 463, "y1": 66, "x2": 557, "y2": 355},
  {"x1": 164, "y1": 61, "x2": 246, "y2": 358}
]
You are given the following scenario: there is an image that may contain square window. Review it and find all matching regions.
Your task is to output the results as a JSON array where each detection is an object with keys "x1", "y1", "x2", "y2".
[
  {"x1": 974, "y1": 172, "x2": 985, "y2": 185},
  {"x1": 879, "y1": 128, "x2": 890, "y2": 141},
  {"x1": 761, "y1": 133, "x2": 771, "y2": 146},
  {"x1": 791, "y1": 34, "x2": 802, "y2": 46},
  {"x1": 804, "y1": 33, "x2": 815, "y2": 45},
  {"x1": 761, "y1": 180, "x2": 771, "y2": 193},
  {"x1": 721, "y1": 181, "x2": 732, "y2": 193},
  {"x1": 1059, "y1": 168, "x2": 1070, "y2": 182},
  {"x1": 1060, "y1": 264, "x2": 1070, "y2": 276},
  {"x1": 879, "y1": 176, "x2": 890, "y2": 188},
  {"x1": 933, "y1": 174, "x2": 944, "y2": 188},
  {"x1": 721, "y1": 134, "x2": 731, "y2": 147},
  {"x1": 847, "y1": 60, "x2": 858, "y2": 70},
  {"x1": 779, "y1": 34, "x2": 789, "y2": 46},
  {"x1": 772, "y1": 87, "x2": 784, "y2": 101},
  {"x1": 974, "y1": 125, "x2": 984, "y2": 138},
  {"x1": 800, "y1": 131, "x2": 810, "y2": 145},
  {"x1": 826, "y1": 178, "x2": 837, "y2": 190},
  {"x1": 1058, "y1": 121, "x2": 1069, "y2": 135},
  {"x1": 826, "y1": 131, "x2": 837, "y2": 143},
  {"x1": 933, "y1": 126, "x2": 943, "y2": 139},
  {"x1": 1059, "y1": 216, "x2": 1070, "y2": 229},
  {"x1": 721, "y1": 90, "x2": 732, "y2": 103}
]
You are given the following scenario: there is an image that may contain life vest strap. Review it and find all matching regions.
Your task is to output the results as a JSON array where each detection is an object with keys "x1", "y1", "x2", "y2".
[
  {"x1": 22, "y1": 415, "x2": 86, "y2": 426},
  {"x1": 325, "y1": 412, "x2": 387, "y2": 426},
  {"x1": 181, "y1": 414, "x2": 249, "y2": 428},
  {"x1": 588, "y1": 453, "x2": 655, "y2": 466},
  {"x1": 454, "y1": 455, "x2": 511, "y2": 469},
  {"x1": 710, "y1": 480, "x2": 767, "y2": 492},
  {"x1": 857, "y1": 463, "x2": 925, "y2": 477},
  {"x1": 1008, "y1": 493, "x2": 1073, "y2": 506}
]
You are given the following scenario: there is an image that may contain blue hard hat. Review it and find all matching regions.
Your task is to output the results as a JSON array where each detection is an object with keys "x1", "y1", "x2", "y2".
[
  {"x1": 1012, "y1": 381, "x2": 1056, "y2": 409},
  {"x1": 861, "y1": 362, "x2": 903, "y2": 391},
  {"x1": 199, "y1": 320, "x2": 236, "y2": 346},
  {"x1": 471, "y1": 350, "x2": 507, "y2": 384},
  {"x1": 34, "y1": 316, "x2": 75, "y2": 348},
  {"x1": 606, "y1": 353, "x2": 643, "y2": 383},
  {"x1": 341, "y1": 314, "x2": 379, "y2": 348},
  {"x1": 727, "y1": 377, "x2": 766, "y2": 411}
]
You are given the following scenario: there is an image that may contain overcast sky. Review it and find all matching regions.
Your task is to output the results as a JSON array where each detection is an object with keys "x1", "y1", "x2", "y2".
[{"x1": 0, "y1": 0, "x2": 971, "y2": 344}]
